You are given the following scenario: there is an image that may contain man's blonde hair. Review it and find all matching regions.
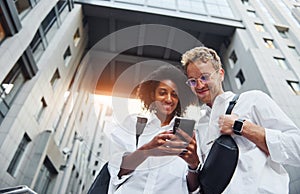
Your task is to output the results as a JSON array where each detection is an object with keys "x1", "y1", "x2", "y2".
[{"x1": 181, "y1": 46, "x2": 222, "y2": 71}]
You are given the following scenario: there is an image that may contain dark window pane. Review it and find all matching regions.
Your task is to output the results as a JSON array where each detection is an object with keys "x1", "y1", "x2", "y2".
[
  {"x1": 7, "y1": 133, "x2": 31, "y2": 176},
  {"x1": 57, "y1": 0, "x2": 68, "y2": 13},
  {"x1": 41, "y1": 8, "x2": 57, "y2": 34},
  {"x1": 30, "y1": 31, "x2": 44, "y2": 61},
  {"x1": 230, "y1": 50, "x2": 237, "y2": 63},
  {"x1": 236, "y1": 70, "x2": 245, "y2": 84},
  {"x1": 34, "y1": 157, "x2": 57, "y2": 194},
  {"x1": 14, "y1": 0, "x2": 32, "y2": 18}
]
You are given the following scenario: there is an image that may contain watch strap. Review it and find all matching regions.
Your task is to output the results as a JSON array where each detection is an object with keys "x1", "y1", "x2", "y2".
[{"x1": 188, "y1": 163, "x2": 202, "y2": 173}]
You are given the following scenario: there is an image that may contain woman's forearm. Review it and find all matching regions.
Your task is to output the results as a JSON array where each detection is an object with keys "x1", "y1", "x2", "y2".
[{"x1": 118, "y1": 148, "x2": 148, "y2": 178}]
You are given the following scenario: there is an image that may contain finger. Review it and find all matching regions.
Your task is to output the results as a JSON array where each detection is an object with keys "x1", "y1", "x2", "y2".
[
  {"x1": 164, "y1": 140, "x2": 189, "y2": 148},
  {"x1": 218, "y1": 116, "x2": 224, "y2": 124},
  {"x1": 158, "y1": 133, "x2": 176, "y2": 141},
  {"x1": 160, "y1": 130, "x2": 174, "y2": 135},
  {"x1": 160, "y1": 146, "x2": 186, "y2": 155},
  {"x1": 178, "y1": 149, "x2": 188, "y2": 157}
]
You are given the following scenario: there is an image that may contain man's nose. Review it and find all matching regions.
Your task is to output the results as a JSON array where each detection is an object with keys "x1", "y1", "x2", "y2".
[{"x1": 196, "y1": 79, "x2": 205, "y2": 88}]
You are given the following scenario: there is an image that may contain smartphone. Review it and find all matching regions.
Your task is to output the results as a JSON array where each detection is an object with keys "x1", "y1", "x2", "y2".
[{"x1": 173, "y1": 117, "x2": 196, "y2": 138}]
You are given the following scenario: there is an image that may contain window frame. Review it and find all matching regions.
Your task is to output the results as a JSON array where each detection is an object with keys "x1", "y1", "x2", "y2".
[
  {"x1": 254, "y1": 23, "x2": 265, "y2": 32},
  {"x1": 30, "y1": 29, "x2": 45, "y2": 61},
  {"x1": 274, "y1": 57, "x2": 288, "y2": 70},
  {"x1": 0, "y1": 63, "x2": 26, "y2": 125},
  {"x1": 13, "y1": 0, "x2": 32, "y2": 19},
  {"x1": 264, "y1": 38, "x2": 276, "y2": 49},
  {"x1": 287, "y1": 80, "x2": 300, "y2": 95}
]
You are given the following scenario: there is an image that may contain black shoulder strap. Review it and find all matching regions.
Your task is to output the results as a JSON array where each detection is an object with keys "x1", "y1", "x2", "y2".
[
  {"x1": 136, "y1": 117, "x2": 148, "y2": 147},
  {"x1": 225, "y1": 94, "x2": 240, "y2": 115}
]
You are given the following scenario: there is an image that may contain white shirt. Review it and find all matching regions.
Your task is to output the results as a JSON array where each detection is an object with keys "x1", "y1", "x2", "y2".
[
  {"x1": 107, "y1": 113, "x2": 189, "y2": 194},
  {"x1": 196, "y1": 90, "x2": 300, "y2": 194}
]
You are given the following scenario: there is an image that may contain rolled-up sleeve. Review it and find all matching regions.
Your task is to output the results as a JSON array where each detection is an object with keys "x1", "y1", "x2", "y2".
[
  {"x1": 108, "y1": 152, "x2": 134, "y2": 186},
  {"x1": 107, "y1": 116, "x2": 137, "y2": 187},
  {"x1": 253, "y1": 91, "x2": 300, "y2": 166}
]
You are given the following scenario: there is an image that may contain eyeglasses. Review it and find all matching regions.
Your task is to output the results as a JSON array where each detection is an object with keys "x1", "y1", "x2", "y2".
[{"x1": 186, "y1": 69, "x2": 219, "y2": 87}]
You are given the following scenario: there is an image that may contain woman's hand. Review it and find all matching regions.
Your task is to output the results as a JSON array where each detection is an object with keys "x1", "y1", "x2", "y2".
[
  {"x1": 140, "y1": 130, "x2": 189, "y2": 157},
  {"x1": 175, "y1": 129, "x2": 200, "y2": 168},
  {"x1": 175, "y1": 129, "x2": 201, "y2": 192}
]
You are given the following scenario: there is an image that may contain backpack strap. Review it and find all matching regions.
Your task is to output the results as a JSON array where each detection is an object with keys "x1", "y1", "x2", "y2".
[
  {"x1": 136, "y1": 117, "x2": 148, "y2": 147},
  {"x1": 225, "y1": 94, "x2": 240, "y2": 115}
]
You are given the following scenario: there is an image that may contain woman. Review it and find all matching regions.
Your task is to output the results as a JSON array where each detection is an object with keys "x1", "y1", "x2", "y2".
[{"x1": 107, "y1": 65, "x2": 200, "y2": 193}]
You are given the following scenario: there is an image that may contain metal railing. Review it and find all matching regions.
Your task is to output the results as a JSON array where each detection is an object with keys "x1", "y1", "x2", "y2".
[{"x1": 0, "y1": 185, "x2": 37, "y2": 194}]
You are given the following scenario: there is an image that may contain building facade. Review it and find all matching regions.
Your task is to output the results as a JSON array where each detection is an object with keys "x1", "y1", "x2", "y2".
[
  {"x1": 0, "y1": 0, "x2": 300, "y2": 193},
  {"x1": 0, "y1": 0, "x2": 97, "y2": 193}
]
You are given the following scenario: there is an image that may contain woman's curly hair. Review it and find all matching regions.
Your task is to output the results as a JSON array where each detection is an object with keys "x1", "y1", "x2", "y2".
[{"x1": 136, "y1": 65, "x2": 197, "y2": 116}]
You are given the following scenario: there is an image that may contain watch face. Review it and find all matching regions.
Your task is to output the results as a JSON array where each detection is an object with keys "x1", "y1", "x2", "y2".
[{"x1": 233, "y1": 120, "x2": 243, "y2": 132}]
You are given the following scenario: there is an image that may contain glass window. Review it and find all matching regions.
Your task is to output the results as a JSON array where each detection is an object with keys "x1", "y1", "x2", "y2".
[
  {"x1": 288, "y1": 46, "x2": 300, "y2": 57},
  {"x1": 73, "y1": 28, "x2": 80, "y2": 47},
  {"x1": 204, "y1": 0, "x2": 234, "y2": 18},
  {"x1": 278, "y1": 30, "x2": 288, "y2": 38},
  {"x1": 275, "y1": 26, "x2": 289, "y2": 38},
  {"x1": 264, "y1": 39, "x2": 275, "y2": 49},
  {"x1": 247, "y1": 10, "x2": 257, "y2": 18},
  {"x1": 14, "y1": 0, "x2": 32, "y2": 19},
  {"x1": 0, "y1": 64, "x2": 26, "y2": 125},
  {"x1": 57, "y1": 0, "x2": 69, "y2": 23},
  {"x1": 7, "y1": 133, "x2": 31, "y2": 176},
  {"x1": 274, "y1": 57, "x2": 288, "y2": 70},
  {"x1": 287, "y1": 80, "x2": 300, "y2": 95},
  {"x1": 229, "y1": 50, "x2": 237, "y2": 63},
  {"x1": 254, "y1": 23, "x2": 265, "y2": 32},
  {"x1": 36, "y1": 97, "x2": 47, "y2": 122},
  {"x1": 63, "y1": 46, "x2": 72, "y2": 66},
  {"x1": 235, "y1": 69, "x2": 245, "y2": 89},
  {"x1": 41, "y1": 8, "x2": 59, "y2": 42},
  {"x1": 178, "y1": 0, "x2": 206, "y2": 15},
  {"x1": 229, "y1": 50, "x2": 237, "y2": 69},
  {"x1": 34, "y1": 157, "x2": 57, "y2": 194},
  {"x1": 147, "y1": 0, "x2": 176, "y2": 10},
  {"x1": 241, "y1": 0, "x2": 249, "y2": 5},
  {"x1": 30, "y1": 30, "x2": 45, "y2": 61},
  {"x1": 50, "y1": 69, "x2": 60, "y2": 88}
]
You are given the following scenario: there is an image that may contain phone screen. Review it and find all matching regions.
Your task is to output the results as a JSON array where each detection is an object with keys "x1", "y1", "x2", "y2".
[{"x1": 173, "y1": 117, "x2": 196, "y2": 138}]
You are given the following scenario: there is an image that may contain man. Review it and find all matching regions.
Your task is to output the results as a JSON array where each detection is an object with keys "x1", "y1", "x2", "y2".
[{"x1": 181, "y1": 46, "x2": 300, "y2": 193}]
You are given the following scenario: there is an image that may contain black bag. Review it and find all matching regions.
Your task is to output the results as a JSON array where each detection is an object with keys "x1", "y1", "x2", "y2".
[
  {"x1": 87, "y1": 162, "x2": 110, "y2": 194},
  {"x1": 87, "y1": 116, "x2": 148, "y2": 194},
  {"x1": 199, "y1": 94, "x2": 240, "y2": 194}
]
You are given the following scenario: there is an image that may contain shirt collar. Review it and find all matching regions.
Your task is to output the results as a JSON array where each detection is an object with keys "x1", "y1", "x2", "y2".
[
  {"x1": 144, "y1": 111, "x2": 176, "y2": 128},
  {"x1": 214, "y1": 91, "x2": 235, "y2": 105},
  {"x1": 200, "y1": 91, "x2": 235, "y2": 117}
]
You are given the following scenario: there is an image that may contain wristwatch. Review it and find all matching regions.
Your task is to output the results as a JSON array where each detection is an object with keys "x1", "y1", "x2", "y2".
[
  {"x1": 232, "y1": 119, "x2": 245, "y2": 136},
  {"x1": 188, "y1": 162, "x2": 202, "y2": 173}
]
